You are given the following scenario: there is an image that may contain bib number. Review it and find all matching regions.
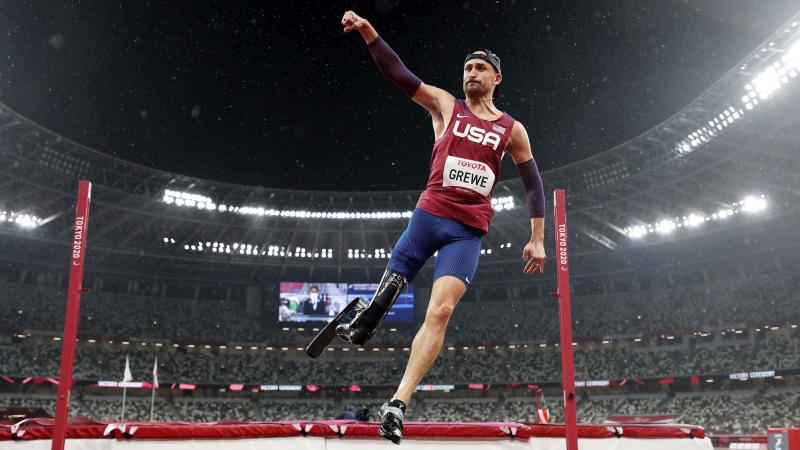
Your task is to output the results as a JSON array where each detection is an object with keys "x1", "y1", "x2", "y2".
[{"x1": 442, "y1": 156, "x2": 495, "y2": 197}]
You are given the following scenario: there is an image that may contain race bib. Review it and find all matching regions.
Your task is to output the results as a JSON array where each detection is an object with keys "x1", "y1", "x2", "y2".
[{"x1": 442, "y1": 156, "x2": 495, "y2": 197}]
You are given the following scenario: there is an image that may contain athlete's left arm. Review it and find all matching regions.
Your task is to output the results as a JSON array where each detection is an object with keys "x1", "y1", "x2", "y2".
[{"x1": 505, "y1": 121, "x2": 546, "y2": 275}]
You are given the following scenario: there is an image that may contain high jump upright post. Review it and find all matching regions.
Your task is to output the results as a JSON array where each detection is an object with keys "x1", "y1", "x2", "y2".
[
  {"x1": 51, "y1": 181, "x2": 92, "y2": 450},
  {"x1": 554, "y1": 189, "x2": 578, "y2": 449}
]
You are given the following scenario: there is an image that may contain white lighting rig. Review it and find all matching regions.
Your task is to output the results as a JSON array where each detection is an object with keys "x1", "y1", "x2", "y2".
[
  {"x1": 675, "y1": 34, "x2": 799, "y2": 156},
  {"x1": 491, "y1": 196, "x2": 515, "y2": 211},
  {"x1": 163, "y1": 238, "x2": 514, "y2": 260},
  {"x1": 162, "y1": 190, "x2": 516, "y2": 219},
  {"x1": 162, "y1": 238, "x2": 334, "y2": 259},
  {"x1": 0, "y1": 211, "x2": 42, "y2": 228},
  {"x1": 623, "y1": 195, "x2": 768, "y2": 239},
  {"x1": 347, "y1": 248, "x2": 390, "y2": 260}
]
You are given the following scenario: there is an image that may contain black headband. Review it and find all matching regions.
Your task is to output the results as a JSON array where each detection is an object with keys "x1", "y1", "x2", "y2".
[{"x1": 464, "y1": 49, "x2": 501, "y2": 73}]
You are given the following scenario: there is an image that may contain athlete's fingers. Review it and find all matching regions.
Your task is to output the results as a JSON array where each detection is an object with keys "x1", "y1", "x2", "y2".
[
  {"x1": 522, "y1": 247, "x2": 533, "y2": 273},
  {"x1": 536, "y1": 257, "x2": 545, "y2": 273},
  {"x1": 523, "y1": 257, "x2": 537, "y2": 274},
  {"x1": 343, "y1": 18, "x2": 361, "y2": 32}
]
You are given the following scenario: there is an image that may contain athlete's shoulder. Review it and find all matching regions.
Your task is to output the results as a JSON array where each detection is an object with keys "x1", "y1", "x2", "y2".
[
  {"x1": 500, "y1": 108, "x2": 517, "y2": 125},
  {"x1": 503, "y1": 120, "x2": 531, "y2": 154},
  {"x1": 510, "y1": 120, "x2": 529, "y2": 136}
]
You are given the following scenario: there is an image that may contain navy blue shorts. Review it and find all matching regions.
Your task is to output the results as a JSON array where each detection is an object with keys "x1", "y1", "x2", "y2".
[{"x1": 387, "y1": 208, "x2": 483, "y2": 286}]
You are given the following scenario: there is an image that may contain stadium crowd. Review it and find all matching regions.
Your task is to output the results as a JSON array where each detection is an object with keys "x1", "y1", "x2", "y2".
[
  {"x1": 0, "y1": 274, "x2": 797, "y2": 347},
  {"x1": 1, "y1": 329, "x2": 797, "y2": 385}
]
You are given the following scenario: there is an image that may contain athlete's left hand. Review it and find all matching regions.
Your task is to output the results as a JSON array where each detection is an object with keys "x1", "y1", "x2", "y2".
[{"x1": 522, "y1": 240, "x2": 546, "y2": 275}]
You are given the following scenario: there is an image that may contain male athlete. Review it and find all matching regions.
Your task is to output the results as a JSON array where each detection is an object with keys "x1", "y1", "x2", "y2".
[{"x1": 336, "y1": 11, "x2": 546, "y2": 444}]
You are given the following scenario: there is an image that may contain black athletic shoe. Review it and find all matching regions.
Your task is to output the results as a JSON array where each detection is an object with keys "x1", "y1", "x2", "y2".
[{"x1": 378, "y1": 399, "x2": 406, "y2": 445}]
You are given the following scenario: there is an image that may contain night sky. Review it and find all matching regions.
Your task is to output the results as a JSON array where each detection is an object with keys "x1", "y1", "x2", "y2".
[{"x1": 0, "y1": 1, "x2": 797, "y2": 191}]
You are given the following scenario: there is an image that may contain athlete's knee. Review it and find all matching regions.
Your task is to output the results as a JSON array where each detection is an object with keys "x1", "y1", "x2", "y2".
[{"x1": 426, "y1": 302, "x2": 455, "y2": 327}]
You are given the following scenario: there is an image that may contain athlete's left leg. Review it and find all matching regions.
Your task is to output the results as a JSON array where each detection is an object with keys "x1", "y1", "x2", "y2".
[
  {"x1": 379, "y1": 233, "x2": 481, "y2": 444},
  {"x1": 377, "y1": 275, "x2": 466, "y2": 444},
  {"x1": 393, "y1": 275, "x2": 467, "y2": 404}
]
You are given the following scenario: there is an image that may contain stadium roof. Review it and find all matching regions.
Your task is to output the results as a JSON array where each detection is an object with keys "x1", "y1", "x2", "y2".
[{"x1": 0, "y1": 14, "x2": 798, "y2": 285}]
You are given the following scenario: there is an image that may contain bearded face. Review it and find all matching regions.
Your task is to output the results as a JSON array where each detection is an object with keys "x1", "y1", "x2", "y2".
[{"x1": 463, "y1": 55, "x2": 501, "y2": 99}]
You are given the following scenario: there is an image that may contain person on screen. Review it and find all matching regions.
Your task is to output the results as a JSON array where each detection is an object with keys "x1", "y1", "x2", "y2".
[
  {"x1": 278, "y1": 299, "x2": 295, "y2": 322},
  {"x1": 301, "y1": 286, "x2": 328, "y2": 316}
]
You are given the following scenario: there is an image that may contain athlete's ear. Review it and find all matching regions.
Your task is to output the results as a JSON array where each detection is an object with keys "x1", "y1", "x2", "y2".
[{"x1": 494, "y1": 72, "x2": 503, "y2": 87}]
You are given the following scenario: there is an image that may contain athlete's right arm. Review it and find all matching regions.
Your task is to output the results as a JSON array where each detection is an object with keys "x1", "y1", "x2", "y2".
[{"x1": 342, "y1": 11, "x2": 454, "y2": 118}]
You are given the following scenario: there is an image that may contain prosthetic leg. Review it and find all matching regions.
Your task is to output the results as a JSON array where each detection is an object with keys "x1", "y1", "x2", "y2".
[
  {"x1": 305, "y1": 297, "x2": 366, "y2": 359},
  {"x1": 336, "y1": 269, "x2": 408, "y2": 345}
]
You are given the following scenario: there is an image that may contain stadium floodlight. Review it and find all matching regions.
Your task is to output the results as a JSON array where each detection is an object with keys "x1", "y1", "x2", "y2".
[
  {"x1": 685, "y1": 213, "x2": 705, "y2": 227},
  {"x1": 623, "y1": 195, "x2": 768, "y2": 240},
  {"x1": 491, "y1": 195, "x2": 515, "y2": 211},
  {"x1": 752, "y1": 66, "x2": 781, "y2": 100},
  {"x1": 655, "y1": 220, "x2": 676, "y2": 234},
  {"x1": 625, "y1": 225, "x2": 648, "y2": 239},
  {"x1": 744, "y1": 40, "x2": 800, "y2": 104},
  {"x1": 781, "y1": 42, "x2": 800, "y2": 71},
  {"x1": 620, "y1": 195, "x2": 768, "y2": 241},
  {"x1": 674, "y1": 39, "x2": 800, "y2": 157},
  {"x1": 715, "y1": 208, "x2": 734, "y2": 219},
  {"x1": 163, "y1": 190, "x2": 516, "y2": 219},
  {"x1": 163, "y1": 190, "x2": 213, "y2": 205},
  {"x1": 21, "y1": 215, "x2": 41, "y2": 228},
  {"x1": 2, "y1": 212, "x2": 43, "y2": 229},
  {"x1": 184, "y1": 242, "x2": 339, "y2": 260},
  {"x1": 739, "y1": 195, "x2": 767, "y2": 213}
]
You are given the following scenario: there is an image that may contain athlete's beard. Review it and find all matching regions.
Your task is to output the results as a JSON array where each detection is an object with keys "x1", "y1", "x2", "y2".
[{"x1": 463, "y1": 80, "x2": 492, "y2": 99}]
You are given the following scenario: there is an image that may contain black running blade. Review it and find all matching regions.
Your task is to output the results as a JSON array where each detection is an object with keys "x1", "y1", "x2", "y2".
[
  {"x1": 305, "y1": 325, "x2": 337, "y2": 358},
  {"x1": 305, "y1": 297, "x2": 362, "y2": 358}
]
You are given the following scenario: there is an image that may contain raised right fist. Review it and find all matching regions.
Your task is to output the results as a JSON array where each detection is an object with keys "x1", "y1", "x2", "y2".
[{"x1": 341, "y1": 11, "x2": 368, "y2": 33}]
